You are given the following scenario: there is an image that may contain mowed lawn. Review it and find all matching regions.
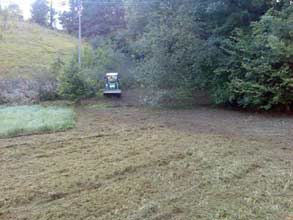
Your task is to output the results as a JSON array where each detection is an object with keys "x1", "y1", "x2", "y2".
[
  {"x1": 0, "y1": 105, "x2": 75, "y2": 138},
  {"x1": 0, "y1": 105, "x2": 292, "y2": 220}
]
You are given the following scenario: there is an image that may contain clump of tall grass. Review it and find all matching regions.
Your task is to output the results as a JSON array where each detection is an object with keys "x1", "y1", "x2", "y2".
[{"x1": 0, "y1": 105, "x2": 75, "y2": 138}]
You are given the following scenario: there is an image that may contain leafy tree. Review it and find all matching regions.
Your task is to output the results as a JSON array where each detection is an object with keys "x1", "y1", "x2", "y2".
[
  {"x1": 7, "y1": 4, "x2": 23, "y2": 20},
  {"x1": 122, "y1": 0, "x2": 293, "y2": 110},
  {"x1": 0, "y1": 4, "x2": 23, "y2": 30},
  {"x1": 56, "y1": 48, "x2": 97, "y2": 100},
  {"x1": 60, "y1": 0, "x2": 126, "y2": 37},
  {"x1": 55, "y1": 45, "x2": 118, "y2": 100},
  {"x1": 126, "y1": 1, "x2": 217, "y2": 96},
  {"x1": 57, "y1": 58, "x2": 94, "y2": 100},
  {"x1": 31, "y1": 0, "x2": 49, "y2": 26},
  {"x1": 214, "y1": 5, "x2": 293, "y2": 110},
  {"x1": 59, "y1": 0, "x2": 79, "y2": 34},
  {"x1": 57, "y1": 0, "x2": 292, "y2": 110}
]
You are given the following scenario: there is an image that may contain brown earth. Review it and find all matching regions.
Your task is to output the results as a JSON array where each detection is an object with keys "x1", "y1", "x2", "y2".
[{"x1": 0, "y1": 95, "x2": 292, "y2": 220}]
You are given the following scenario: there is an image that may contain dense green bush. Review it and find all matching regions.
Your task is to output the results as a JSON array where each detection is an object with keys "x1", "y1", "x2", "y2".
[
  {"x1": 57, "y1": 58, "x2": 96, "y2": 100},
  {"x1": 54, "y1": 46, "x2": 116, "y2": 101},
  {"x1": 214, "y1": 6, "x2": 293, "y2": 110},
  {"x1": 122, "y1": 0, "x2": 292, "y2": 110},
  {"x1": 51, "y1": 0, "x2": 292, "y2": 110}
]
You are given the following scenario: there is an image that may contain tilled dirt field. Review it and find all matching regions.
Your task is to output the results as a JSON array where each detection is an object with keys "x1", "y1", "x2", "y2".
[{"x1": 0, "y1": 100, "x2": 292, "y2": 220}]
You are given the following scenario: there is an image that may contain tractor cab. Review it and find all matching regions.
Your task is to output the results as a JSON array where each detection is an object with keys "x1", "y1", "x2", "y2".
[{"x1": 103, "y1": 73, "x2": 122, "y2": 97}]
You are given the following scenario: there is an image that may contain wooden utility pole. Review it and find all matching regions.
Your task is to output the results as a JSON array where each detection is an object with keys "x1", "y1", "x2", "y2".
[
  {"x1": 49, "y1": 0, "x2": 54, "y2": 28},
  {"x1": 78, "y1": 0, "x2": 82, "y2": 65}
]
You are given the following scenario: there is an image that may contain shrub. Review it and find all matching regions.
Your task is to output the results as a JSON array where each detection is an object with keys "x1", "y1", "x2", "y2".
[
  {"x1": 57, "y1": 58, "x2": 97, "y2": 100},
  {"x1": 213, "y1": 6, "x2": 293, "y2": 110},
  {"x1": 54, "y1": 46, "x2": 117, "y2": 101}
]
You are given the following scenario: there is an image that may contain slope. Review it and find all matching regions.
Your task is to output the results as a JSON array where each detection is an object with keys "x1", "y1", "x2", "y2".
[{"x1": 0, "y1": 16, "x2": 77, "y2": 79}]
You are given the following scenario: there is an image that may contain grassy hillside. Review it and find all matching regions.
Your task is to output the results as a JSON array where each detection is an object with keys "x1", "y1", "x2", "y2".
[{"x1": 0, "y1": 16, "x2": 77, "y2": 79}]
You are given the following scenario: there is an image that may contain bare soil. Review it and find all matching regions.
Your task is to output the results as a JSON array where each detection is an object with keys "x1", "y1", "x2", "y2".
[{"x1": 0, "y1": 95, "x2": 292, "y2": 220}]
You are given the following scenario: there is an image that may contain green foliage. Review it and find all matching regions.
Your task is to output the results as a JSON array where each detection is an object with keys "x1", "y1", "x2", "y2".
[
  {"x1": 0, "y1": 4, "x2": 23, "y2": 31},
  {"x1": 57, "y1": 0, "x2": 289, "y2": 109},
  {"x1": 126, "y1": 1, "x2": 218, "y2": 97},
  {"x1": 58, "y1": 0, "x2": 78, "y2": 35},
  {"x1": 55, "y1": 45, "x2": 118, "y2": 100},
  {"x1": 50, "y1": 56, "x2": 65, "y2": 77},
  {"x1": 0, "y1": 105, "x2": 75, "y2": 138},
  {"x1": 56, "y1": 48, "x2": 96, "y2": 100},
  {"x1": 215, "y1": 6, "x2": 293, "y2": 110},
  {"x1": 31, "y1": 0, "x2": 49, "y2": 27},
  {"x1": 60, "y1": 0, "x2": 126, "y2": 37},
  {"x1": 121, "y1": 0, "x2": 293, "y2": 110},
  {"x1": 90, "y1": 35, "x2": 137, "y2": 88}
]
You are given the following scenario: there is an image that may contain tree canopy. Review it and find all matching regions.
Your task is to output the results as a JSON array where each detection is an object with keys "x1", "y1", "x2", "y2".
[
  {"x1": 120, "y1": 0, "x2": 293, "y2": 110},
  {"x1": 31, "y1": 0, "x2": 50, "y2": 26},
  {"x1": 57, "y1": 0, "x2": 293, "y2": 110},
  {"x1": 60, "y1": 0, "x2": 126, "y2": 37}
]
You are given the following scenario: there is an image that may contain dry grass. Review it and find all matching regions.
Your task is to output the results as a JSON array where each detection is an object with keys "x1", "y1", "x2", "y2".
[{"x1": 0, "y1": 104, "x2": 292, "y2": 220}]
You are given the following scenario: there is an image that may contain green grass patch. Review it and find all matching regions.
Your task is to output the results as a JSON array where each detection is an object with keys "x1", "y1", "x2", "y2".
[
  {"x1": 0, "y1": 105, "x2": 75, "y2": 138},
  {"x1": 0, "y1": 16, "x2": 77, "y2": 79}
]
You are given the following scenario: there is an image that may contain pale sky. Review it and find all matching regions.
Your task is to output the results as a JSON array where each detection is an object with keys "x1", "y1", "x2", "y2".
[{"x1": 1, "y1": 0, "x2": 69, "y2": 20}]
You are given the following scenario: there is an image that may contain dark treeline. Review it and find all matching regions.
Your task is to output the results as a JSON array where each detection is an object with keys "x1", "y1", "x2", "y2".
[
  {"x1": 60, "y1": 0, "x2": 292, "y2": 110},
  {"x1": 30, "y1": 0, "x2": 56, "y2": 28},
  {"x1": 1, "y1": 0, "x2": 56, "y2": 28},
  {"x1": 60, "y1": 0, "x2": 126, "y2": 37}
]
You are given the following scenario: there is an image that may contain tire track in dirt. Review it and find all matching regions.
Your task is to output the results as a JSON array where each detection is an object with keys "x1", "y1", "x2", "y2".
[{"x1": 1, "y1": 102, "x2": 292, "y2": 220}]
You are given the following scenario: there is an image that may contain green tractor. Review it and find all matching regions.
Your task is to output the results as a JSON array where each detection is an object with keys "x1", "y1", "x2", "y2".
[{"x1": 103, "y1": 73, "x2": 122, "y2": 98}]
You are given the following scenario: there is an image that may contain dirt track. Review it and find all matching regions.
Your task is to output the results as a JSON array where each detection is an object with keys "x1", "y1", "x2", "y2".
[{"x1": 0, "y1": 98, "x2": 292, "y2": 220}]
